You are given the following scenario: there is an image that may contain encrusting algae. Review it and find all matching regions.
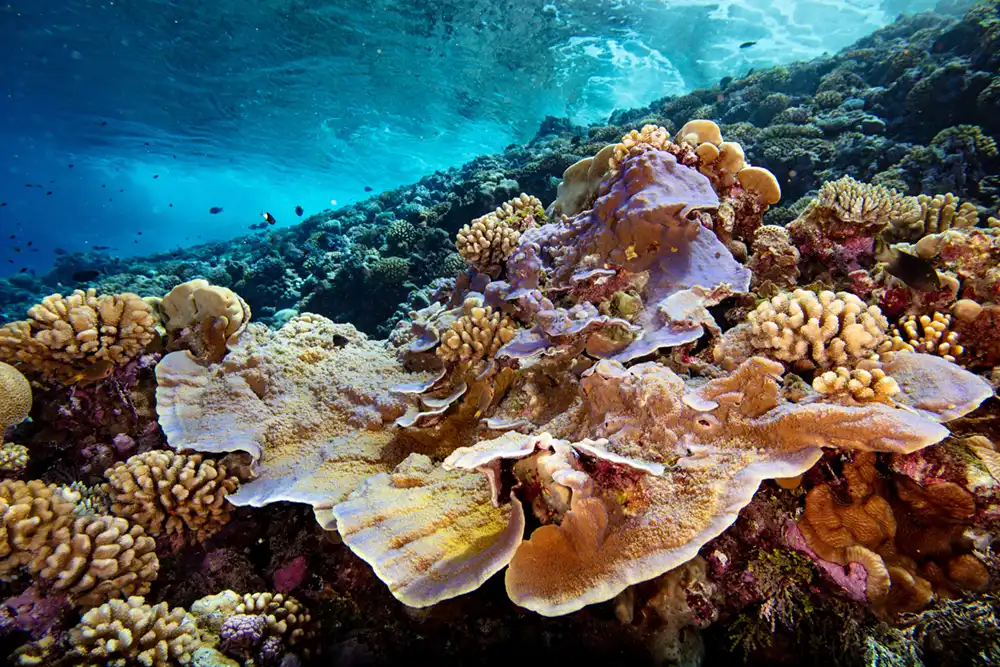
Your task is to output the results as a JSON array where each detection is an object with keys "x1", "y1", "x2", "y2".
[{"x1": 0, "y1": 115, "x2": 999, "y2": 665}]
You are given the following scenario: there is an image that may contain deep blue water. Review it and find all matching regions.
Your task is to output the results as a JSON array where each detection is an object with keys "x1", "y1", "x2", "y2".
[{"x1": 0, "y1": 0, "x2": 959, "y2": 275}]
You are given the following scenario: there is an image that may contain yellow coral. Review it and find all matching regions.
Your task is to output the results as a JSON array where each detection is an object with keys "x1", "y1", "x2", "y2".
[
  {"x1": 159, "y1": 280, "x2": 250, "y2": 361},
  {"x1": 234, "y1": 592, "x2": 314, "y2": 646},
  {"x1": 437, "y1": 297, "x2": 516, "y2": 365},
  {"x1": 0, "y1": 289, "x2": 158, "y2": 384},
  {"x1": 890, "y1": 312, "x2": 964, "y2": 363},
  {"x1": 0, "y1": 361, "x2": 31, "y2": 432},
  {"x1": 67, "y1": 596, "x2": 200, "y2": 666},
  {"x1": 886, "y1": 193, "x2": 979, "y2": 242},
  {"x1": 0, "y1": 480, "x2": 79, "y2": 578},
  {"x1": 455, "y1": 194, "x2": 544, "y2": 276},
  {"x1": 745, "y1": 289, "x2": 889, "y2": 368},
  {"x1": 0, "y1": 443, "x2": 28, "y2": 473},
  {"x1": 104, "y1": 451, "x2": 241, "y2": 543},
  {"x1": 610, "y1": 124, "x2": 672, "y2": 173},
  {"x1": 812, "y1": 362, "x2": 900, "y2": 403},
  {"x1": 30, "y1": 513, "x2": 159, "y2": 606}
]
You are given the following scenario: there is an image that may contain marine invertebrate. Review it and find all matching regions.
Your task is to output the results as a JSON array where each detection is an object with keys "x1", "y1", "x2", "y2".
[
  {"x1": 31, "y1": 513, "x2": 159, "y2": 606},
  {"x1": 0, "y1": 289, "x2": 158, "y2": 384},
  {"x1": 890, "y1": 312, "x2": 964, "y2": 363},
  {"x1": 788, "y1": 176, "x2": 920, "y2": 273},
  {"x1": 155, "y1": 314, "x2": 421, "y2": 528},
  {"x1": 104, "y1": 450, "x2": 241, "y2": 543},
  {"x1": 812, "y1": 362, "x2": 900, "y2": 403},
  {"x1": 436, "y1": 297, "x2": 516, "y2": 365},
  {"x1": 333, "y1": 353, "x2": 989, "y2": 615},
  {"x1": 62, "y1": 596, "x2": 199, "y2": 666},
  {"x1": 232, "y1": 592, "x2": 313, "y2": 648},
  {"x1": 0, "y1": 361, "x2": 31, "y2": 434},
  {"x1": 0, "y1": 442, "x2": 28, "y2": 473},
  {"x1": 912, "y1": 227, "x2": 1000, "y2": 303},
  {"x1": 370, "y1": 255, "x2": 410, "y2": 286},
  {"x1": 885, "y1": 192, "x2": 979, "y2": 242},
  {"x1": 0, "y1": 480, "x2": 79, "y2": 578},
  {"x1": 717, "y1": 289, "x2": 890, "y2": 370},
  {"x1": 158, "y1": 279, "x2": 250, "y2": 362},
  {"x1": 456, "y1": 194, "x2": 544, "y2": 276},
  {"x1": 747, "y1": 225, "x2": 800, "y2": 290}
]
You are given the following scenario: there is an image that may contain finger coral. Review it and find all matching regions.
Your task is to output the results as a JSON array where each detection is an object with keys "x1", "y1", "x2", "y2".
[
  {"x1": 890, "y1": 312, "x2": 964, "y2": 363},
  {"x1": 0, "y1": 480, "x2": 79, "y2": 578},
  {"x1": 232, "y1": 592, "x2": 314, "y2": 648},
  {"x1": 66, "y1": 596, "x2": 200, "y2": 666},
  {"x1": 159, "y1": 279, "x2": 250, "y2": 362},
  {"x1": 0, "y1": 442, "x2": 28, "y2": 473},
  {"x1": 30, "y1": 513, "x2": 159, "y2": 607},
  {"x1": 885, "y1": 192, "x2": 979, "y2": 242},
  {"x1": 104, "y1": 450, "x2": 241, "y2": 543},
  {"x1": 0, "y1": 289, "x2": 158, "y2": 384},
  {"x1": 719, "y1": 289, "x2": 890, "y2": 370},
  {"x1": 812, "y1": 362, "x2": 900, "y2": 403},
  {"x1": 436, "y1": 297, "x2": 516, "y2": 365},
  {"x1": 456, "y1": 194, "x2": 544, "y2": 276}
]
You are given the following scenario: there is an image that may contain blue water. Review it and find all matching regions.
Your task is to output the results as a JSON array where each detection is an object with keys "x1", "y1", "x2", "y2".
[{"x1": 0, "y1": 0, "x2": 955, "y2": 275}]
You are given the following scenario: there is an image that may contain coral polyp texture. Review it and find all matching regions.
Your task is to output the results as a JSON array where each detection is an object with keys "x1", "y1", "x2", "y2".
[
  {"x1": 0, "y1": 289, "x2": 157, "y2": 384},
  {"x1": 104, "y1": 450, "x2": 241, "y2": 543},
  {"x1": 5, "y1": 4, "x2": 1000, "y2": 660}
]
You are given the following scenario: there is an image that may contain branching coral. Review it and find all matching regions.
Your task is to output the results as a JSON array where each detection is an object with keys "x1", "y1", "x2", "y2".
[
  {"x1": 0, "y1": 442, "x2": 28, "y2": 473},
  {"x1": 886, "y1": 193, "x2": 979, "y2": 242},
  {"x1": 789, "y1": 176, "x2": 920, "y2": 273},
  {"x1": 456, "y1": 194, "x2": 544, "y2": 277},
  {"x1": 436, "y1": 297, "x2": 516, "y2": 365},
  {"x1": 718, "y1": 289, "x2": 890, "y2": 370},
  {"x1": 0, "y1": 289, "x2": 158, "y2": 384},
  {"x1": 0, "y1": 480, "x2": 79, "y2": 578},
  {"x1": 890, "y1": 312, "x2": 964, "y2": 363},
  {"x1": 104, "y1": 450, "x2": 241, "y2": 543},
  {"x1": 812, "y1": 361, "x2": 900, "y2": 403},
  {"x1": 64, "y1": 596, "x2": 200, "y2": 666}
]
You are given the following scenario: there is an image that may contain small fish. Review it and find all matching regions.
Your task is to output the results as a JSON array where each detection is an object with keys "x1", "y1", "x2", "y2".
[
  {"x1": 54, "y1": 247, "x2": 66, "y2": 255},
  {"x1": 153, "y1": 174, "x2": 159, "y2": 179},
  {"x1": 295, "y1": 205, "x2": 304, "y2": 217},
  {"x1": 26, "y1": 241, "x2": 32, "y2": 247},
  {"x1": 263, "y1": 212, "x2": 277, "y2": 225},
  {"x1": 739, "y1": 41, "x2": 757, "y2": 49},
  {"x1": 72, "y1": 269, "x2": 102, "y2": 282},
  {"x1": 93, "y1": 245, "x2": 111, "y2": 251},
  {"x1": 364, "y1": 186, "x2": 373, "y2": 192},
  {"x1": 877, "y1": 241, "x2": 941, "y2": 291},
  {"x1": 209, "y1": 206, "x2": 224, "y2": 214},
  {"x1": 18, "y1": 267, "x2": 26, "y2": 273}
]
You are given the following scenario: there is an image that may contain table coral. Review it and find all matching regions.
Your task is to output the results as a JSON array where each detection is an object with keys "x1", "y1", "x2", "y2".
[
  {"x1": 155, "y1": 313, "x2": 425, "y2": 528},
  {"x1": 0, "y1": 289, "x2": 158, "y2": 385},
  {"x1": 104, "y1": 450, "x2": 241, "y2": 544}
]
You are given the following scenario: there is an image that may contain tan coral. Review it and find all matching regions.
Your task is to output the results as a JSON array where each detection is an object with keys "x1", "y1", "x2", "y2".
[
  {"x1": 747, "y1": 225, "x2": 800, "y2": 290},
  {"x1": 0, "y1": 289, "x2": 158, "y2": 384},
  {"x1": 610, "y1": 124, "x2": 672, "y2": 173},
  {"x1": 791, "y1": 176, "x2": 919, "y2": 239},
  {"x1": 29, "y1": 512, "x2": 159, "y2": 606},
  {"x1": 104, "y1": 451, "x2": 241, "y2": 543},
  {"x1": 890, "y1": 312, "x2": 964, "y2": 363},
  {"x1": 0, "y1": 361, "x2": 31, "y2": 432},
  {"x1": 886, "y1": 193, "x2": 979, "y2": 241},
  {"x1": 437, "y1": 297, "x2": 516, "y2": 365},
  {"x1": 234, "y1": 591, "x2": 314, "y2": 646},
  {"x1": 66, "y1": 596, "x2": 200, "y2": 666},
  {"x1": 737, "y1": 166, "x2": 782, "y2": 206},
  {"x1": 742, "y1": 289, "x2": 890, "y2": 369},
  {"x1": 812, "y1": 362, "x2": 900, "y2": 403},
  {"x1": 159, "y1": 279, "x2": 250, "y2": 362},
  {"x1": 0, "y1": 480, "x2": 79, "y2": 578},
  {"x1": 550, "y1": 144, "x2": 616, "y2": 218},
  {"x1": 0, "y1": 443, "x2": 28, "y2": 473},
  {"x1": 455, "y1": 194, "x2": 544, "y2": 276}
]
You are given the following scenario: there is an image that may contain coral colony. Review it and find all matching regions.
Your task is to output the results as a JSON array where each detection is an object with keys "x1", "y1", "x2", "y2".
[{"x1": 1, "y1": 4, "x2": 1000, "y2": 666}]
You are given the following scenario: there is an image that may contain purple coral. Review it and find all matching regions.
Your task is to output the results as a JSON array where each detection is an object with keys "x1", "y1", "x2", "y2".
[{"x1": 221, "y1": 614, "x2": 267, "y2": 657}]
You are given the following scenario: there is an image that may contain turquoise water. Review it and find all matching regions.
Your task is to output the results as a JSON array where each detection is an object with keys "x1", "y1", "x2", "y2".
[{"x1": 0, "y1": 0, "x2": 953, "y2": 273}]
